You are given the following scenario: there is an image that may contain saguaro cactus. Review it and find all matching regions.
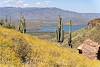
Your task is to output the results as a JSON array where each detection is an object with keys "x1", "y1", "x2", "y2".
[
  {"x1": 56, "y1": 16, "x2": 64, "y2": 43},
  {"x1": 5, "y1": 16, "x2": 8, "y2": 23},
  {"x1": 4, "y1": 16, "x2": 8, "y2": 26},
  {"x1": 9, "y1": 16, "x2": 11, "y2": 24},
  {"x1": 18, "y1": 16, "x2": 26, "y2": 33},
  {"x1": 0, "y1": 19, "x2": 4, "y2": 26},
  {"x1": 68, "y1": 20, "x2": 73, "y2": 48},
  {"x1": 4, "y1": 16, "x2": 10, "y2": 27}
]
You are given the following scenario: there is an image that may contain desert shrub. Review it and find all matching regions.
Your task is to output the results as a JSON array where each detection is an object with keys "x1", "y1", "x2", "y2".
[
  {"x1": 3, "y1": 23, "x2": 15, "y2": 29},
  {"x1": 13, "y1": 38, "x2": 32, "y2": 63}
]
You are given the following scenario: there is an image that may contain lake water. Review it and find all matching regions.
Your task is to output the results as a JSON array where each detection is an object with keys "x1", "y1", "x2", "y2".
[{"x1": 38, "y1": 25, "x2": 87, "y2": 32}]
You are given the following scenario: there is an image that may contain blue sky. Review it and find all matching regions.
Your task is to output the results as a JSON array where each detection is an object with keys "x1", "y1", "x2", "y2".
[{"x1": 0, "y1": 0, "x2": 100, "y2": 13}]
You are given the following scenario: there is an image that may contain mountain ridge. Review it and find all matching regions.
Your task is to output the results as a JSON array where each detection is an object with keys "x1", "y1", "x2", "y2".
[{"x1": 0, "y1": 7, "x2": 100, "y2": 24}]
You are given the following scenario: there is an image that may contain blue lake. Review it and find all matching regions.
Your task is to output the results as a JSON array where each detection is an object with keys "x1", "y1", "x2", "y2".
[{"x1": 38, "y1": 25, "x2": 87, "y2": 32}]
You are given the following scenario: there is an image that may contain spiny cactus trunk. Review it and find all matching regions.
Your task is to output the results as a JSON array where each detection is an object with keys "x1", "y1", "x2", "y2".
[
  {"x1": 0, "y1": 19, "x2": 4, "y2": 26},
  {"x1": 4, "y1": 16, "x2": 8, "y2": 27},
  {"x1": 60, "y1": 29, "x2": 64, "y2": 42},
  {"x1": 68, "y1": 20, "x2": 73, "y2": 48},
  {"x1": 56, "y1": 16, "x2": 64, "y2": 43},
  {"x1": 19, "y1": 16, "x2": 26, "y2": 33},
  {"x1": 68, "y1": 32, "x2": 72, "y2": 48}
]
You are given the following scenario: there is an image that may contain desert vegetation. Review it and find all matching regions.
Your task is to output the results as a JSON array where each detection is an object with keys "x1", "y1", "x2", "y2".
[
  {"x1": 0, "y1": 27, "x2": 100, "y2": 67},
  {"x1": 0, "y1": 17, "x2": 15, "y2": 29},
  {"x1": 0, "y1": 13, "x2": 100, "y2": 67},
  {"x1": 18, "y1": 16, "x2": 26, "y2": 33},
  {"x1": 56, "y1": 16, "x2": 64, "y2": 43}
]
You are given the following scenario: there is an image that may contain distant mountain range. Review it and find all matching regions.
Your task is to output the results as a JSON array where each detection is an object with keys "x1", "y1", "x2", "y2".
[{"x1": 0, "y1": 7, "x2": 100, "y2": 24}]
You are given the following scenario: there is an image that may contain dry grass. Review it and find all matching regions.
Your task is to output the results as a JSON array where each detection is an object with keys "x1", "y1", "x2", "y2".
[{"x1": 0, "y1": 27, "x2": 100, "y2": 67}]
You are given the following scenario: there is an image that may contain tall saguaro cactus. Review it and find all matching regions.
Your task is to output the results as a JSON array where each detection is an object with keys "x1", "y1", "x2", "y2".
[
  {"x1": 56, "y1": 16, "x2": 64, "y2": 43},
  {"x1": 5, "y1": 16, "x2": 8, "y2": 26},
  {"x1": 9, "y1": 16, "x2": 11, "y2": 24},
  {"x1": 18, "y1": 16, "x2": 26, "y2": 33},
  {"x1": 68, "y1": 20, "x2": 73, "y2": 48},
  {"x1": 5, "y1": 16, "x2": 8, "y2": 23}
]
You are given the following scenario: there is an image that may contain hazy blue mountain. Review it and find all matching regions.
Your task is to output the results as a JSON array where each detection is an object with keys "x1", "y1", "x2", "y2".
[{"x1": 0, "y1": 7, "x2": 100, "y2": 24}]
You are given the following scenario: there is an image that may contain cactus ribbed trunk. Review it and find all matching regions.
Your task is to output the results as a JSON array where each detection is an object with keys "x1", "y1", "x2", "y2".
[
  {"x1": 5, "y1": 16, "x2": 8, "y2": 26},
  {"x1": 19, "y1": 16, "x2": 26, "y2": 33},
  {"x1": 56, "y1": 16, "x2": 64, "y2": 43},
  {"x1": 10, "y1": 16, "x2": 11, "y2": 24},
  {"x1": 68, "y1": 20, "x2": 72, "y2": 48},
  {"x1": 0, "y1": 19, "x2": 4, "y2": 26}
]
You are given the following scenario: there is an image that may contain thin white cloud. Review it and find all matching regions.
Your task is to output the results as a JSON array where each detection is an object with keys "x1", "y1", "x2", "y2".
[
  {"x1": 31, "y1": 1, "x2": 51, "y2": 7},
  {"x1": 0, "y1": 0, "x2": 51, "y2": 7}
]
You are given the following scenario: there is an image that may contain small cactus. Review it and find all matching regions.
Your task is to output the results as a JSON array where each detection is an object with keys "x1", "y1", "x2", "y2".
[
  {"x1": 56, "y1": 16, "x2": 64, "y2": 43},
  {"x1": 3, "y1": 16, "x2": 8, "y2": 27},
  {"x1": 0, "y1": 19, "x2": 4, "y2": 26},
  {"x1": 5, "y1": 16, "x2": 8, "y2": 23},
  {"x1": 3, "y1": 16, "x2": 15, "y2": 29},
  {"x1": 18, "y1": 16, "x2": 26, "y2": 33}
]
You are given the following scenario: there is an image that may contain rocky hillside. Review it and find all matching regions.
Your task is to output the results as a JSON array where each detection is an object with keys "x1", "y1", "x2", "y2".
[
  {"x1": 54, "y1": 18, "x2": 100, "y2": 48},
  {"x1": 88, "y1": 18, "x2": 100, "y2": 28},
  {"x1": 0, "y1": 27, "x2": 100, "y2": 67},
  {"x1": 61, "y1": 26, "x2": 100, "y2": 49}
]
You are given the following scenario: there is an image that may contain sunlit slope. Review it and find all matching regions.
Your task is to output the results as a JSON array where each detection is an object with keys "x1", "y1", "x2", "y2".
[
  {"x1": 71, "y1": 19, "x2": 100, "y2": 48},
  {"x1": 0, "y1": 27, "x2": 100, "y2": 67},
  {"x1": 72, "y1": 27, "x2": 100, "y2": 48}
]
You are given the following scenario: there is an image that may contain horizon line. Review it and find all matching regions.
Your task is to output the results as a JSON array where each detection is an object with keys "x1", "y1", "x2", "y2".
[{"x1": 0, "y1": 6, "x2": 100, "y2": 13}]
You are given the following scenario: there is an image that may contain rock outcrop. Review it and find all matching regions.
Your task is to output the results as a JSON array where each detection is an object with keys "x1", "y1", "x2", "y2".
[{"x1": 78, "y1": 39, "x2": 100, "y2": 60}]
